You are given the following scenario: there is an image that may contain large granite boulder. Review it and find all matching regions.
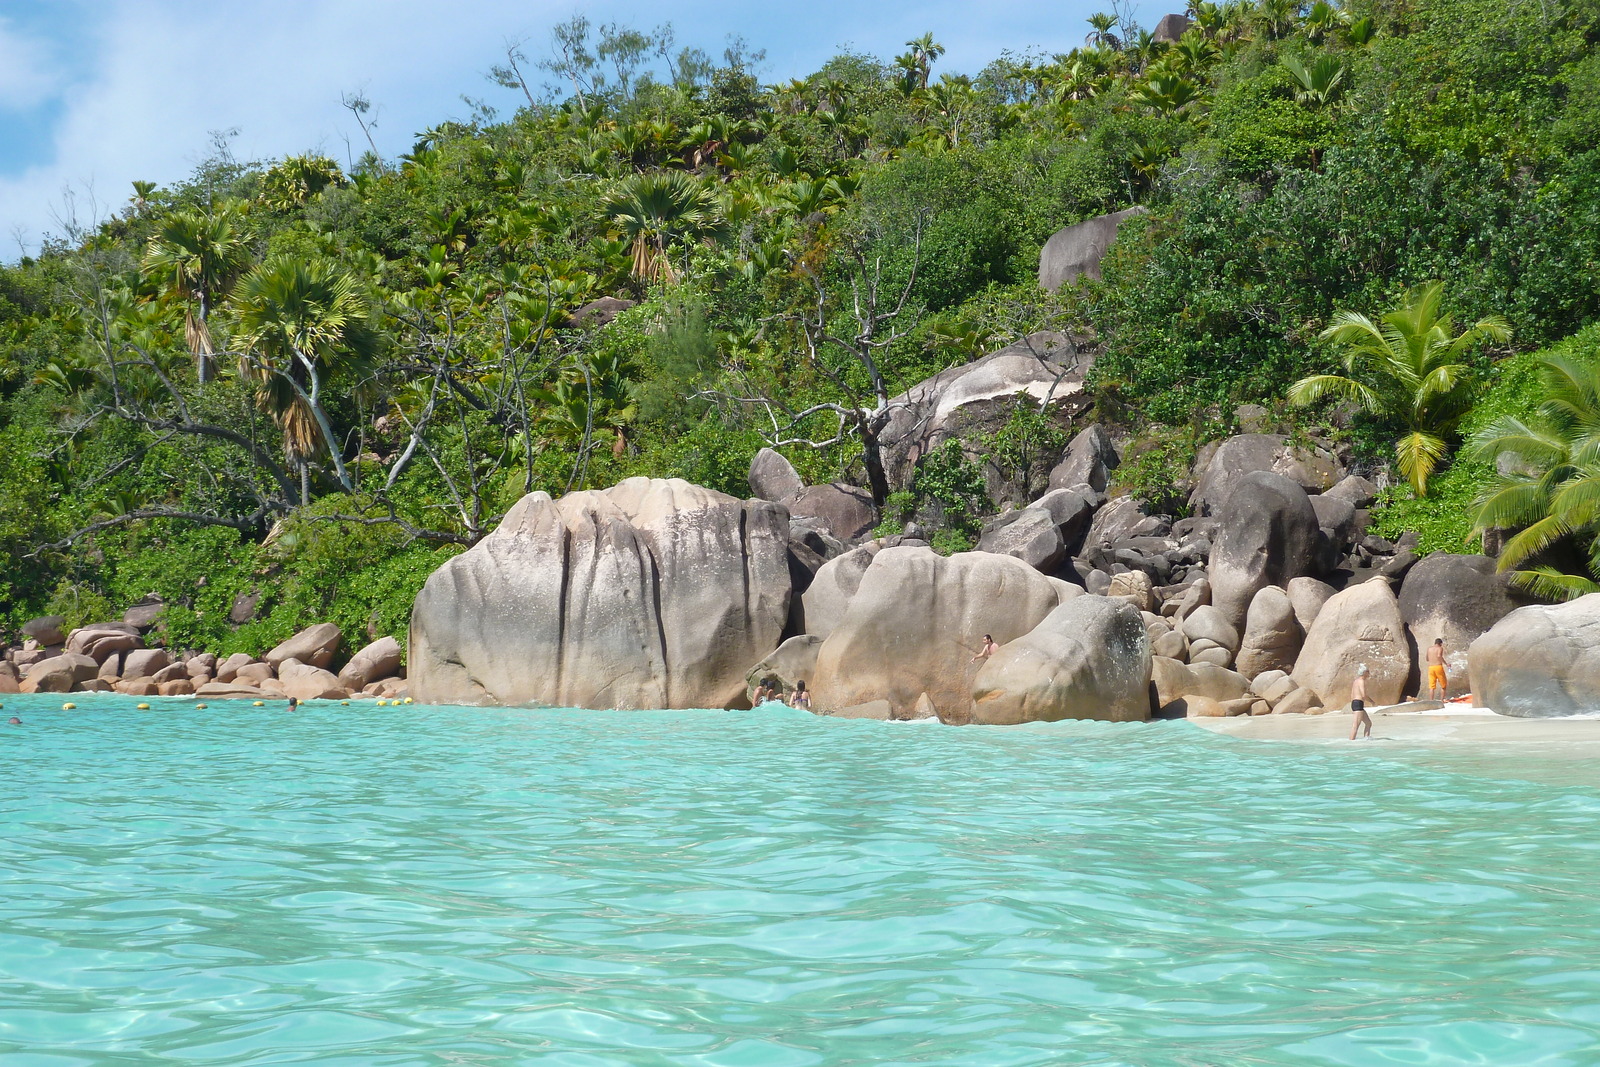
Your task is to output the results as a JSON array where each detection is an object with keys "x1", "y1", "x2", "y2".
[
  {"x1": 121, "y1": 648, "x2": 171, "y2": 681},
  {"x1": 21, "y1": 616, "x2": 66, "y2": 646},
  {"x1": 408, "y1": 478, "x2": 791, "y2": 709},
  {"x1": 1039, "y1": 207, "x2": 1149, "y2": 290},
  {"x1": 879, "y1": 333, "x2": 1091, "y2": 496},
  {"x1": 337, "y1": 636, "x2": 404, "y2": 689},
  {"x1": 264, "y1": 623, "x2": 342, "y2": 670},
  {"x1": 1152, "y1": 12, "x2": 1192, "y2": 42},
  {"x1": 787, "y1": 483, "x2": 877, "y2": 543},
  {"x1": 810, "y1": 547, "x2": 1075, "y2": 723},
  {"x1": 978, "y1": 508, "x2": 1067, "y2": 573},
  {"x1": 1399, "y1": 554, "x2": 1525, "y2": 698},
  {"x1": 1190, "y1": 434, "x2": 1343, "y2": 517},
  {"x1": 1085, "y1": 495, "x2": 1166, "y2": 549},
  {"x1": 1049, "y1": 424, "x2": 1119, "y2": 493},
  {"x1": 65, "y1": 623, "x2": 142, "y2": 664},
  {"x1": 971, "y1": 595, "x2": 1150, "y2": 723},
  {"x1": 1286, "y1": 576, "x2": 1337, "y2": 633},
  {"x1": 21, "y1": 653, "x2": 99, "y2": 694},
  {"x1": 1209, "y1": 471, "x2": 1322, "y2": 630},
  {"x1": 1029, "y1": 486, "x2": 1098, "y2": 556},
  {"x1": 1235, "y1": 586, "x2": 1304, "y2": 680},
  {"x1": 279, "y1": 661, "x2": 350, "y2": 701},
  {"x1": 748, "y1": 447, "x2": 805, "y2": 504},
  {"x1": 1291, "y1": 578, "x2": 1409, "y2": 708},
  {"x1": 801, "y1": 539, "x2": 896, "y2": 641},
  {"x1": 1468, "y1": 594, "x2": 1600, "y2": 717}
]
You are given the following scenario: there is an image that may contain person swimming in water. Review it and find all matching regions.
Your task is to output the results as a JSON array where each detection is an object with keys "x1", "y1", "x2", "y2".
[
  {"x1": 6, "y1": 717, "x2": 20, "y2": 726},
  {"x1": 789, "y1": 680, "x2": 812, "y2": 710},
  {"x1": 287, "y1": 697, "x2": 300, "y2": 712}
]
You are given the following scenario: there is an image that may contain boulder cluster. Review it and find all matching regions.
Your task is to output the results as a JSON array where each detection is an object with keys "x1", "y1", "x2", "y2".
[{"x1": 0, "y1": 614, "x2": 407, "y2": 703}]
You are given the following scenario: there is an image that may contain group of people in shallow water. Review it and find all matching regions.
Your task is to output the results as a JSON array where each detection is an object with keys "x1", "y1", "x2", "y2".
[{"x1": 752, "y1": 679, "x2": 810, "y2": 710}]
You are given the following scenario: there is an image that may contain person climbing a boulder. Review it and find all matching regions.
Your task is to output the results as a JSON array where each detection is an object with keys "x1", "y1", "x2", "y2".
[
  {"x1": 1425, "y1": 638, "x2": 1448, "y2": 700},
  {"x1": 972, "y1": 635, "x2": 998, "y2": 661},
  {"x1": 1350, "y1": 664, "x2": 1372, "y2": 740}
]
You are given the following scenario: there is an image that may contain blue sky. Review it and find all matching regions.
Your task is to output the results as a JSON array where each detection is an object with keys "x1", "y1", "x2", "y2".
[{"x1": 0, "y1": 0, "x2": 1123, "y2": 256}]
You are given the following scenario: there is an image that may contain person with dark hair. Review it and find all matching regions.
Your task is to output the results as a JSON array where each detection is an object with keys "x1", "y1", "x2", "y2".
[
  {"x1": 6, "y1": 717, "x2": 20, "y2": 726},
  {"x1": 972, "y1": 634, "x2": 998, "y2": 661},
  {"x1": 287, "y1": 697, "x2": 300, "y2": 712},
  {"x1": 1426, "y1": 638, "x2": 1448, "y2": 700},
  {"x1": 789, "y1": 680, "x2": 811, "y2": 710}
]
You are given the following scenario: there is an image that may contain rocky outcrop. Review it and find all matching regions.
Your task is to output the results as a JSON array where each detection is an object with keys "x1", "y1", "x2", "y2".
[
  {"x1": 1399, "y1": 554, "x2": 1525, "y2": 698},
  {"x1": 1190, "y1": 434, "x2": 1343, "y2": 517},
  {"x1": 801, "y1": 539, "x2": 897, "y2": 641},
  {"x1": 408, "y1": 478, "x2": 791, "y2": 709},
  {"x1": 787, "y1": 483, "x2": 878, "y2": 543},
  {"x1": 978, "y1": 508, "x2": 1067, "y2": 573},
  {"x1": 337, "y1": 636, "x2": 403, "y2": 689},
  {"x1": 1235, "y1": 586, "x2": 1303, "y2": 680},
  {"x1": 264, "y1": 623, "x2": 342, "y2": 670},
  {"x1": 1286, "y1": 576, "x2": 1337, "y2": 633},
  {"x1": 810, "y1": 547, "x2": 1075, "y2": 723},
  {"x1": 1291, "y1": 578, "x2": 1409, "y2": 708},
  {"x1": 1468, "y1": 594, "x2": 1600, "y2": 717},
  {"x1": 879, "y1": 333, "x2": 1090, "y2": 496},
  {"x1": 1208, "y1": 471, "x2": 1322, "y2": 630},
  {"x1": 748, "y1": 448, "x2": 805, "y2": 504},
  {"x1": 65, "y1": 623, "x2": 142, "y2": 664},
  {"x1": 279, "y1": 661, "x2": 350, "y2": 701},
  {"x1": 1039, "y1": 208, "x2": 1149, "y2": 290},
  {"x1": 21, "y1": 616, "x2": 65, "y2": 647},
  {"x1": 1151, "y1": 12, "x2": 1191, "y2": 42},
  {"x1": 1049, "y1": 424, "x2": 1119, "y2": 493},
  {"x1": 20, "y1": 653, "x2": 99, "y2": 693},
  {"x1": 971, "y1": 595, "x2": 1150, "y2": 723}
]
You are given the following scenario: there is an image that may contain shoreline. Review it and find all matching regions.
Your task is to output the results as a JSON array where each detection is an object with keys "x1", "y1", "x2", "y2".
[{"x1": 1189, "y1": 707, "x2": 1600, "y2": 751}]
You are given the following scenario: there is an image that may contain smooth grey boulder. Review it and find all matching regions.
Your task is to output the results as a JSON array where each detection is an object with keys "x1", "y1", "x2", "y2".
[
  {"x1": 121, "y1": 648, "x2": 171, "y2": 681},
  {"x1": 978, "y1": 508, "x2": 1067, "y2": 573},
  {"x1": 745, "y1": 635, "x2": 822, "y2": 705},
  {"x1": 1039, "y1": 207, "x2": 1149, "y2": 290},
  {"x1": 279, "y1": 661, "x2": 349, "y2": 701},
  {"x1": 338, "y1": 636, "x2": 404, "y2": 689},
  {"x1": 408, "y1": 478, "x2": 791, "y2": 709},
  {"x1": 1086, "y1": 495, "x2": 1167, "y2": 549},
  {"x1": 748, "y1": 448, "x2": 804, "y2": 504},
  {"x1": 1235, "y1": 586, "x2": 1304, "y2": 680},
  {"x1": 1180, "y1": 605, "x2": 1240, "y2": 654},
  {"x1": 123, "y1": 598, "x2": 165, "y2": 631},
  {"x1": 215, "y1": 653, "x2": 254, "y2": 683},
  {"x1": 1286, "y1": 576, "x2": 1337, "y2": 634},
  {"x1": 1401, "y1": 554, "x2": 1526, "y2": 698},
  {"x1": 1291, "y1": 578, "x2": 1409, "y2": 708},
  {"x1": 1468, "y1": 593, "x2": 1600, "y2": 717},
  {"x1": 1209, "y1": 471, "x2": 1322, "y2": 630},
  {"x1": 811, "y1": 547, "x2": 1076, "y2": 724},
  {"x1": 1049, "y1": 424, "x2": 1119, "y2": 493},
  {"x1": 264, "y1": 623, "x2": 342, "y2": 671},
  {"x1": 65, "y1": 624, "x2": 142, "y2": 665},
  {"x1": 1029, "y1": 486, "x2": 1098, "y2": 554},
  {"x1": 801, "y1": 538, "x2": 898, "y2": 641},
  {"x1": 21, "y1": 616, "x2": 66, "y2": 647},
  {"x1": 1326, "y1": 474, "x2": 1379, "y2": 508},
  {"x1": 972, "y1": 595, "x2": 1151, "y2": 723},
  {"x1": 1152, "y1": 12, "x2": 1191, "y2": 42},
  {"x1": 787, "y1": 483, "x2": 877, "y2": 543},
  {"x1": 1152, "y1": 629, "x2": 1188, "y2": 660},
  {"x1": 1190, "y1": 434, "x2": 1343, "y2": 517},
  {"x1": 1311, "y1": 494, "x2": 1359, "y2": 559},
  {"x1": 1185, "y1": 662, "x2": 1250, "y2": 702}
]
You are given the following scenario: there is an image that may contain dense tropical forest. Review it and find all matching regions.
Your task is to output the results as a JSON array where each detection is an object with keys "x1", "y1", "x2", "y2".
[{"x1": 3, "y1": 0, "x2": 1599, "y2": 650}]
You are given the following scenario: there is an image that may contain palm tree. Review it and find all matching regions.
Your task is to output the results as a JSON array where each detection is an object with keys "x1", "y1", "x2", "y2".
[
  {"x1": 1130, "y1": 72, "x2": 1203, "y2": 115},
  {"x1": 601, "y1": 171, "x2": 725, "y2": 285},
  {"x1": 1302, "y1": 0, "x2": 1348, "y2": 44},
  {"x1": 1467, "y1": 354, "x2": 1600, "y2": 600},
  {"x1": 1281, "y1": 54, "x2": 1346, "y2": 107},
  {"x1": 1288, "y1": 281, "x2": 1511, "y2": 496},
  {"x1": 142, "y1": 203, "x2": 249, "y2": 384},
  {"x1": 903, "y1": 33, "x2": 945, "y2": 89},
  {"x1": 1086, "y1": 12, "x2": 1123, "y2": 50},
  {"x1": 230, "y1": 255, "x2": 378, "y2": 501}
]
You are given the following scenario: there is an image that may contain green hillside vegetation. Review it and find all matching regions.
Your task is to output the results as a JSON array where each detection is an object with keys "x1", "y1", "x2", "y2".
[{"x1": 3, "y1": 0, "x2": 1600, "y2": 647}]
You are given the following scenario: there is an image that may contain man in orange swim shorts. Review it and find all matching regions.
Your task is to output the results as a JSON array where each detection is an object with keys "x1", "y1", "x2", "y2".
[{"x1": 1425, "y1": 638, "x2": 1448, "y2": 700}]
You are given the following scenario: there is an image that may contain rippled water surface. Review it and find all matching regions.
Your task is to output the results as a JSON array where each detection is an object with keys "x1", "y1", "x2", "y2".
[{"x1": 4, "y1": 695, "x2": 1600, "y2": 1065}]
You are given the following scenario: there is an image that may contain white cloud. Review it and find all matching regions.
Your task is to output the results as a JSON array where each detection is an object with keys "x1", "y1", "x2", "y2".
[{"x1": 0, "y1": 16, "x2": 60, "y2": 110}]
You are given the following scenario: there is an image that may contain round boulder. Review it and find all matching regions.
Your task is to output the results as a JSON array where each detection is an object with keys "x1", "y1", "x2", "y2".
[
  {"x1": 1291, "y1": 577, "x2": 1409, "y2": 708},
  {"x1": 1468, "y1": 593, "x2": 1600, "y2": 717},
  {"x1": 1400, "y1": 553, "x2": 1526, "y2": 698},
  {"x1": 971, "y1": 595, "x2": 1151, "y2": 724},
  {"x1": 1209, "y1": 471, "x2": 1322, "y2": 630},
  {"x1": 1235, "y1": 586, "x2": 1304, "y2": 680}
]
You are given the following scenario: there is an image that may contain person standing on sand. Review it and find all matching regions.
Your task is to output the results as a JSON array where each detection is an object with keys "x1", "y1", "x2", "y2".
[
  {"x1": 1425, "y1": 638, "x2": 1448, "y2": 700},
  {"x1": 1350, "y1": 664, "x2": 1372, "y2": 740},
  {"x1": 972, "y1": 635, "x2": 998, "y2": 662}
]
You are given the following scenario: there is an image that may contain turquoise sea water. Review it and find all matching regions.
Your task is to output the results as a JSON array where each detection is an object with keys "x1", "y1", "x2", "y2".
[{"x1": 3, "y1": 695, "x2": 1600, "y2": 1066}]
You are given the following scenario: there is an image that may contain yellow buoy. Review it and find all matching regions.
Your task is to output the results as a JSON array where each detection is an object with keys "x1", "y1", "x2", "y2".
[
  {"x1": 62, "y1": 703, "x2": 76, "y2": 710},
  {"x1": 403, "y1": 697, "x2": 413, "y2": 704},
  {"x1": 340, "y1": 700, "x2": 349, "y2": 706},
  {"x1": 195, "y1": 703, "x2": 208, "y2": 709},
  {"x1": 375, "y1": 699, "x2": 387, "y2": 706},
  {"x1": 252, "y1": 701, "x2": 264, "y2": 707},
  {"x1": 136, "y1": 703, "x2": 151, "y2": 710}
]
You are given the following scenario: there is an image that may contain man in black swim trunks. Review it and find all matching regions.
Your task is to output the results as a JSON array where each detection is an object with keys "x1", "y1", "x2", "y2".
[{"x1": 1349, "y1": 664, "x2": 1372, "y2": 740}]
